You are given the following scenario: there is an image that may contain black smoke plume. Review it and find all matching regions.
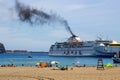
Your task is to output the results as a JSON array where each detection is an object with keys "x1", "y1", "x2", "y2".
[{"x1": 15, "y1": 0, "x2": 75, "y2": 36}]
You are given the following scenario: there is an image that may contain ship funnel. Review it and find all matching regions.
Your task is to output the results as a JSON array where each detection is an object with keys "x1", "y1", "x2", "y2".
[{"x1": 67, "y1": 35, "x2": 81, "y2": 43}]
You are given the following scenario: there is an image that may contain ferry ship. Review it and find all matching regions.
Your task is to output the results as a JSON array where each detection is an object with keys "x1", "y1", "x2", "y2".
[{"x1": 49, "y1": 35, "x2": 118, "y2": 57}]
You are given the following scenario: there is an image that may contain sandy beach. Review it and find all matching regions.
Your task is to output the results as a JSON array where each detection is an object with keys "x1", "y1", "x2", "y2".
[{"x1": 0, "y1": 67, "x2": 120, "y2": 80}]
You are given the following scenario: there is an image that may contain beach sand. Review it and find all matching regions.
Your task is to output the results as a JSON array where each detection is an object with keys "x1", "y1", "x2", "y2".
[{"x1": 0, "y1": 67, "x2": 120, "y2": 80}]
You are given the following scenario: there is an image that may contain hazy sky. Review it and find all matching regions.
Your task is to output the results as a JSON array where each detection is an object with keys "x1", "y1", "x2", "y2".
[{"x1": 0, "y1": 0, "x2": 120, "y2": 51}]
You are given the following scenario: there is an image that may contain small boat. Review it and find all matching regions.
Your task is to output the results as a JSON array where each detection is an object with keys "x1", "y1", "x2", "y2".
[
  {"x1": 112, "y1": 57, "x2": 120, "y2": 63},
  {"x1": 28, "y1": 54, "x2": 32, "y2": 58},
  {"x1": 112, "y1": 51, "x2": 120, "y2": 63}
]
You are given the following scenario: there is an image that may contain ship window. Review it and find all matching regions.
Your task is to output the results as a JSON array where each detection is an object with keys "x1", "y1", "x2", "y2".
[
  {"x1": 67, "y1": 51, "x2": 69, "y2": 54},
  {"x1": 57, "y1": 45, "x2": 61, "y2": 48},
  {"x1": 75, "y1": 51, "x2": 77, "y2": 54},
  {"x1": 79, "y1": 51, "x2": 81, "y2": 54},
  {"x1": 71, "y1": 51, "x2": 73, "y2": 53}
]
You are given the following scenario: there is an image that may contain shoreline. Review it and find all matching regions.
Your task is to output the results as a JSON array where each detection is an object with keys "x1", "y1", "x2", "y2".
[{"x1": 5, "y1": 51, "x2": 48, "y2": 54}]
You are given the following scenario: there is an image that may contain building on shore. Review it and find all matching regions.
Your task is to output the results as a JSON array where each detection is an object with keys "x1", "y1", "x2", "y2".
[
  {"x1": 6, "y1": 50, "x2": 28, "y2": 53},
  {"x1": 13, "y1": 50, "x2": 28, "y2": 53},
  {"x1": 6, "y1": 50, "x2": 13, "y2": 53}
]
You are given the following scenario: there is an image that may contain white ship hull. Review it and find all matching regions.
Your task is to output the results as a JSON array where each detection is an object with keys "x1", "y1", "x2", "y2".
[
  {"x1": 48, "y1": 54, "x2": 95, "y2": 57},
  {"x1": 49, "y1": 50, "x2": 115, "y2": 57}
]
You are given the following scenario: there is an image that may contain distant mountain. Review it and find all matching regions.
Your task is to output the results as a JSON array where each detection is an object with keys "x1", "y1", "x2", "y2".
[{"x1": 0, "y1": 42, "x2": 6, "y2": 53}]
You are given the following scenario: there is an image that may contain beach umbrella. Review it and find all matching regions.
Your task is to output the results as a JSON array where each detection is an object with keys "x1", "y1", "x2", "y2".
[
  {"x1": 36, "y1": 62, "x2": 40, "y2": 65},
  {"x1": 75, "y1": 61, "x2": 80, "y2": 66},
  {"x1": 51, "y1": 61, "x2": 60, "y2": 64}
]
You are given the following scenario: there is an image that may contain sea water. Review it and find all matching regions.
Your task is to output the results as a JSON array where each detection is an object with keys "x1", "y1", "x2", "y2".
[{"x1": 0, "y1": 52, "x2": 114, "y2": 67}]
